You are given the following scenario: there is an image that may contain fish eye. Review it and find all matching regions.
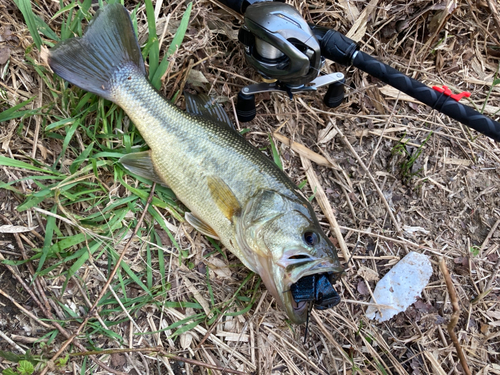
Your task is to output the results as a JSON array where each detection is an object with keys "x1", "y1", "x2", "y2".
[{"x1": 303, "y1": 231, "x2": 319, "y2": 246}]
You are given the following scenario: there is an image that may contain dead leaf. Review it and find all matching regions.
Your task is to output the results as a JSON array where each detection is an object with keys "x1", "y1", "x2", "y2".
[
  {"x1": 0, "y1": 47, "x2": 11, "y2": 65},
  {"x1": 187, "y1": 69, "x2": 209, "y2": 87},
  {"x1": 182, "y1": 276, "x2": 212, "y2": 317},
  {"x1": 0, "y1": 224, "x2": 37, "y2": 233},
  {"x1": 206, "y1": 256, "x2": 232, "y2": 279},
  {"x1": 338, "y1": 0, "x2": 360, "y2": 23},
  {"x1": 486, "y1": 310, "x2": 500, "y2": 319},
  {"x1": 403, "y1": 225, "x2": 430, "y2": 235},
  {"x1": 0, "y1": 26, "x2": 15, "y2": 42},
  {"x1": 110, "y1": 353, "x2": 126, "y2": 367},
  {"x1": 443, "y1": 158, "x2": 472, "y2": 166},
  {"x1": 318, "y1": 120, "x2": 338, "y2": 144},
  {"x1": 414, "y1": 299, "x2": 436, "y2": 313},
  {"x1": 357, "y1": 266, "x2": 379, "y2": 281},
  {"x1": 346, "y1": 0, "x2": 379, "y2": 42},
  {"x1": 428, "y1": 0, "x2": 458, "y2": 35},
  {"x1": 275, "y1": 132, "x2": 341, "y2": 170},
  {"x1": 180, "y1": 332, "x2": 193, "y2": 349},
  {"x1": 357, "y1": 280, "x2": 369, "y2": 295}
]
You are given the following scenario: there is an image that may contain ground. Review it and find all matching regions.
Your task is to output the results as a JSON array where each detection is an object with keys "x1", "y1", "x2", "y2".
[{"x1": 0, "y1": 0, "x2": 499, "y2": 374}]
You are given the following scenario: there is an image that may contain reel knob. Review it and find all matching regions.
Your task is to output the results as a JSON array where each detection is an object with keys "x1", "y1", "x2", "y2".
[
  {"x1": 323, "y1": 79, "x2": 345, "y2": 108},
  {"x1": 236, "y1": 90, "x2": 256, "y2": 122}
]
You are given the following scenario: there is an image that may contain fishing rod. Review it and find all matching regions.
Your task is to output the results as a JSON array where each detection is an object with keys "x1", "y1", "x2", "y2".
[{"x1": 217, "y1": 0, "x2": 500, "y2": 142}]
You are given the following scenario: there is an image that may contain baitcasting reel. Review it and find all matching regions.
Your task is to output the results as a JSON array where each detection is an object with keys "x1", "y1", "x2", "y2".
[
  {"x1": 220, "y1": 0, "x2": 500, "y2": 142},
  {"x1": 235, "y1": 1, "x2": 346, "y2": 122}
]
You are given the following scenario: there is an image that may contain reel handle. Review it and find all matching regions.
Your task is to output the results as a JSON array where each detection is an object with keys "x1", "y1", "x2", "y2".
[
  {"x1": 324, "y1": 79, "x2": 345, "y2": 108},
  {"x1": 236, "y1": 91, "x2": 257, "y2": 122}
]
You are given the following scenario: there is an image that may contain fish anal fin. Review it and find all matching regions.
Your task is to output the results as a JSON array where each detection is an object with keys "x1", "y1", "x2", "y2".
[
  {"x1": 119, "y1": 151, "x2": 168, "y2": 187},
  {"x1": 185, "y1": 212, "x2": 219, "y2": 240},
  {"x1": 207, "y1": 176, "x2": 241, "y2": 221}
]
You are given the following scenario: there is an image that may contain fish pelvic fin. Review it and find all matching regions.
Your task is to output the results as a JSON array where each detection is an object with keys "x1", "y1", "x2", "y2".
[
  {"x1": 207, "y1": 176, "x2": 241, "y2": 221},
  {"x1": 119, "y1": 151, "x2": 169, "y2": 187},
  {"x1": 46, "y1": 4, "x2": 145, "y2": 101},
  {"x1": 185, "y1": 212, "x2": 220, "y2": 240}
]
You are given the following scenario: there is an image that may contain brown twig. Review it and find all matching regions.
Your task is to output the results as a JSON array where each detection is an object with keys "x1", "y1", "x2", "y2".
[
  {"x1": 37, "y1": 184, "x2": 157, "y2": 375},
  {"x1": 479, "y1": 218, "x2": 500, "y2": 253},
  {"x1": 471, "y1": 256, "x2": 500, "y2": 304},
  {"x1": 439, "y1": 258, "x2": 471, "y2": 375},
  {"x1": 333, "y1": 124, "x2": 408, "y2": 250},
  {"x1": 70, "y1": 347, "x2": 250, "y2": 375},
  {"x1": 487, "y1": 0, "x2": 500, "y2": 38},
  {"x1": 0, "y1": 225, "x2": 127, "y2": 375},
  {"x1": 0, "y1": 287, "x2": 53, "y2": 329},
  {"x1": 300, "y1": 155, "x2": 351, "y2": 261},
  {"x1": 273, "y1": 131, "x2": 341, "y2": 170}
]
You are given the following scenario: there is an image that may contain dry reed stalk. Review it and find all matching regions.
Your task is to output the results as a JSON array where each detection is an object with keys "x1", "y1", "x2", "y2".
[{"x1": 439, "y1": 257, "x2": 471, "y2": 375}]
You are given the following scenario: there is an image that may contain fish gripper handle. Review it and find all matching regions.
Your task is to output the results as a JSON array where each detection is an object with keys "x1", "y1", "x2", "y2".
[
  {"x1": 352, "y1": 51, "x2": 500, "y2": 142},
  {"x1": 311, "y1": 26, "x2": 500, "y2": 142}
]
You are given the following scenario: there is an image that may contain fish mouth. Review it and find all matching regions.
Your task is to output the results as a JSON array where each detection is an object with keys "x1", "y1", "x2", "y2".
[
  {"x1": 284, "y1": 289, "x2": 309, "y2": 324},
  {"x1": 291, "y1": 294, "x2": 308, "y2": 312},
  {"x1": 283, "y1": 265, "x2": 343, "y2": 323}
]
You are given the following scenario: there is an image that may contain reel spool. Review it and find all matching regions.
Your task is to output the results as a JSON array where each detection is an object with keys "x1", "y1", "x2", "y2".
[{"x1": 239, "y1": 2, "x2": 322, "y2": 86}]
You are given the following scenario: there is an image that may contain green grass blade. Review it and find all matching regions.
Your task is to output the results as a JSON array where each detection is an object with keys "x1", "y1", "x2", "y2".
[
  {"x1": 146, "y1": 243, "x2": 152, "y2": 289},
  {"x1": 151, "y1": 2, "x2": 193, "y2": 89},
  {"x1": 268, "y1": 134, "x2": 283, "y2": 170},
  {"x1": 70, "y1": 142, "x2": 95, "y2": 174},
  {"x1": 0, "y1": 96, "x2": 36, "y2": 122},
  {"x1": 145, "y1": 0, "x2": 159, "y2": 82},
  {"x1": 54, "y1": 119, "x2": 80, "y2": 169},
  {"x1": 51, "y1": 2, "x2": 79, "y2": 20},
  {"x1": 0, "y1": 155, "x2": 62, "y2": 176},
  {"x1": 36, "y1": 207, "x2": 57, "y2": 276},
  {"x1": 14, "y1": 0, "x2": 43, "y2": 49}
]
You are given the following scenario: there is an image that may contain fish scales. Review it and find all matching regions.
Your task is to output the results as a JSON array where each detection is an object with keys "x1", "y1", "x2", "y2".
[{"x1": 47, "y1": 3, "x2": 343, "y2": 324}]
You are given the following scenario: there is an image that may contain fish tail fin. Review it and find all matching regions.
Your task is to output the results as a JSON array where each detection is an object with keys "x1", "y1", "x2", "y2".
[{"x1": 46, "y1": 4, "x2": 145, "y2": 101}]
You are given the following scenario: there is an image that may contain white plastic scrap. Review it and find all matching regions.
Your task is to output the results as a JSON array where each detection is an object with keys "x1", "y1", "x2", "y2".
[{"x1": 366, "y1": 251, "x2": 433, "y2": 322}]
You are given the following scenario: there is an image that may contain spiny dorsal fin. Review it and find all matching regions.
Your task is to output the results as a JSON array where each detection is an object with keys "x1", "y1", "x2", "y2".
[
  {"x1": 207, "y1": 176, "x2": 241, "y2": 221},
  {"x1": 184, "y1": 92, "x2": 235, "y2": 130},
  {"x1": 119, "y1": 151, "x2": 168, "y2": 187},
  {"x1": 185, "y1": 212, "x2": 219, "y2": 240}
]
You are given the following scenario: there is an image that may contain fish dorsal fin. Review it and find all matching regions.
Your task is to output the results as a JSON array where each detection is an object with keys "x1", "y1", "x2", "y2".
[
  {"x1": 184, "y1": 92, "x2": 235, "y2": 130},
  {"x1": 119, "y1": 151, "x2": 168, "y2": 187},
  {"x1": 207, "y1": 176, "x2": 241, "y2": 221},
  {"x1": 185, "y1": 212, "x2": 219, "y2": 240}
]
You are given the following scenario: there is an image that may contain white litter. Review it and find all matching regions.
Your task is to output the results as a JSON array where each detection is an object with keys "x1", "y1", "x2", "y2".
[{"x1": 366, "y1": 251, "x2": 433, "y2": 322}]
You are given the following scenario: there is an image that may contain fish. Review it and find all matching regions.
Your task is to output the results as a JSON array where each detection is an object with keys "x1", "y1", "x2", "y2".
[{"x1": 46, "y1": 3, "x2": 343, "y2": 324}]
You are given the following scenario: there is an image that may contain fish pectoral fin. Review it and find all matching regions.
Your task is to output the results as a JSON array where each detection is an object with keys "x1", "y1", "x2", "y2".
[
  {"x1": 207, "y1": 176, "x2": 242, "y2": 221},
  {"x1": 185, "y1": 212, "x2": 219, "y2": 240},
  {"x1": 184, "y1": 92, "x2": 236, "y2": 130},
  {"x1": 119, "y1": 151, "x2": 168, "y2": 187}
]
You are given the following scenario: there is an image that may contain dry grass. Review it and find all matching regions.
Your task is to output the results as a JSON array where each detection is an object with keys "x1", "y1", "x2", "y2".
[{"x1": 1, "y1": 0, "x2": 500, "y2": 374}]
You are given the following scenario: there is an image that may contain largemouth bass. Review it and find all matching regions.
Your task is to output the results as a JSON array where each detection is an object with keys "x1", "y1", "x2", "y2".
[{"x1": 46, "y1": 3, "x2": 342, "y2": 324}]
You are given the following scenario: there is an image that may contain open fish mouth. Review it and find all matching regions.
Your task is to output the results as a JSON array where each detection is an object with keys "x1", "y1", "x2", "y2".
[
  {"x1": 289, "y1": 272, "x2": 341, "y2": 311},
  {"x1": 291, "y1": 295, "x2": 308, "y2": 312}
]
